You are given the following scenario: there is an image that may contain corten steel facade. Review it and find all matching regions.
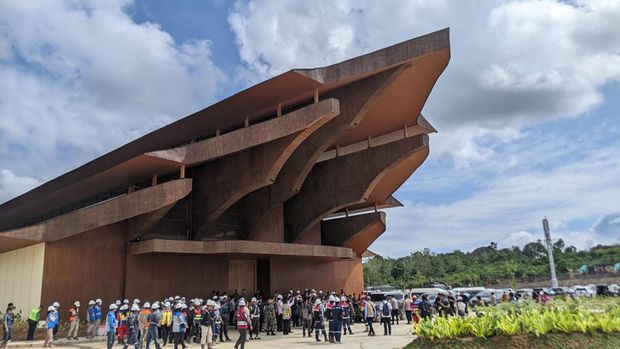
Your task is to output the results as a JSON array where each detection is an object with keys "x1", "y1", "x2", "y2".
[{"x1": 0, "y1": 29, "x2": 450, "y2": 315}]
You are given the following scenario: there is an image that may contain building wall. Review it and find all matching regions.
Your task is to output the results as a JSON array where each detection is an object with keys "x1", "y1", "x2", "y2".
[
  {"x1": 0, "y1": 243, "x2": 45, "y2": 316},
  {"x1": 41, "y1": 222, "x2": 127, "y2": 318},
  {"x1": 125, "y1": 253, "x2": 229, "y2": 300},
  {"x1": 269, "y1": 257, "x2": 363, "y2": 295}
]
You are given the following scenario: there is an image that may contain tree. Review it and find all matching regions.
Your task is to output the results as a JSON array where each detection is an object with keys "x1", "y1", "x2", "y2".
[{"x1": 553, "y1": 238, "x2": 566, "y2": 252}]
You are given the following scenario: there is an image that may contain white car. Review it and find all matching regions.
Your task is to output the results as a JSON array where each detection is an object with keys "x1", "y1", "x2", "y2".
[{"x1": 574, "y1": 285, "x2": 597, "y2": 297}]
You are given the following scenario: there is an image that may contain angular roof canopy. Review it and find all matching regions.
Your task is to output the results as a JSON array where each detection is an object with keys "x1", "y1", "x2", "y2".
[{"x1": 0, "y1": 28, "x2": 450, "y2": 232}]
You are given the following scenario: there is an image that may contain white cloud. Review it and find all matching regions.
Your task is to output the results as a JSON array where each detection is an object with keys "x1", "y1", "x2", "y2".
[
  {"x1": 228, "y1": 0, "x2": 620, "y2": 163},
  {"x1": 0, "y1": 169, "x2": 41, "y2": 203},
  {"x1": 0, "y1": 0, "x2": 225, "y2": 203}
]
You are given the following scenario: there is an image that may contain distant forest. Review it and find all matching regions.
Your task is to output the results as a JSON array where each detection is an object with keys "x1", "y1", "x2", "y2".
[{"x1": 363, "y1": 240, "x2": 620, "y2": 288}]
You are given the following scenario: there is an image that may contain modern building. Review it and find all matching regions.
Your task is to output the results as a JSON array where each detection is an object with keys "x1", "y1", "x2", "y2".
[{"x1": 0, "y1": 29, "x2": 450, "y2": 315}]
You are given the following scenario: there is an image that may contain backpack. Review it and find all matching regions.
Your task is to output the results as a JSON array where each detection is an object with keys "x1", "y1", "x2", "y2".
[{"x1": 382, "y1": 303, "x2": 390, "y2": 317}]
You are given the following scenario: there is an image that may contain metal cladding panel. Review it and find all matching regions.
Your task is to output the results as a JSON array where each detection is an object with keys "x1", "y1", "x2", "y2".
[{"x1": 40, "y1": 222, "x2": 127, "y2": 322}]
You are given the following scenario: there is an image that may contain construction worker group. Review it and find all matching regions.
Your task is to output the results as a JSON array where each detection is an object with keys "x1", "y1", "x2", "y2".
[{"x1": 25, "y1": 289, "x2": 403, "y2": 349}]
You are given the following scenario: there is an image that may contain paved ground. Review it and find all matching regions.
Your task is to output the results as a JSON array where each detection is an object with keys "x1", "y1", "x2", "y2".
[{"x1": 6, "y1": 322, "x2": 415, "y2": 349}]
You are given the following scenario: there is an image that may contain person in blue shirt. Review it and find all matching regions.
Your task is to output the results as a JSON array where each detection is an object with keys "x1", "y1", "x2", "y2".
[
  {"x1": 2, "y1": 304, "x2": 15, "y2": 345},
  {"x1": 93, "y1": 299, "x2": 103, "y2": 338},
  {"x1": 172, "y1": 304, "x2": 187, "y2": 349},
  {"x1": 43, "y1": 306, "x2": 57, "y2": 347},
  {"x1": 106, "y1": 304, "x2": 118, "y2": 349}
]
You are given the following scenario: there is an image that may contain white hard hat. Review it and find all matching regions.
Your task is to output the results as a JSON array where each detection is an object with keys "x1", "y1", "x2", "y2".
[
  {"x1": 143, "y1": 302, "x2": 151, "y2": 308},
  {"x1": 151, "y1": 303, "x2": 159, "y2": 309},
  {"x1": 133, "y1": 298, "x2": 140, "y2": 304},
  {"x1": 47, "y1": 306, "x2": 55, "y2": 311},
  {"x1": 329, "y1": 296, "x2": 336, "y2": 302},
  {"x1": 315, "y1": 299, "x2": 322, "y2": 305},
  {"x1": 277, "y1": 295, "x2": 283, "y2": 299},
  {"x1": 164, "y1": 302, "x2": 171, "y2": 307},
  {"x1": 207, "y1": 300, "x2": 216, "y2": 307},
  {"x1": 96, "y1": 299, "x2": 102, "y2": 304},
  {"x1": 340, "y1": 296, "x2": 346, "y2": 302},
  {"x1": 251, "y1": 297, "x2": 257, "y2": 303},
  {"x1": 89, "y1": 300, "x2": 95, "y2": 306},
  {"x1": 238, "y1": 299, "x2": 246, "y2": 306},
  {"x1": 174, "y1": 303, "x2": 183, "y2": 309},
  {"x1": 53, "y1": 302, "x2": 60, "y2": 307},
  {"x1": 109, "y1": 304, "x2": 117, "y2": 310},
  {"x1": 74, "y1": 301, "x2": 81, "y2": 307},
  {"x1": 131, "y1": 304, "x2": 140, "y2": 311},
  {"x1": 123, "y1": 299, "x2": 129, "y2": 304},
  {"x1": 120, "y1": 304, "x2": 129, "y2": 311},
  {"x1": 175, "y1": 296, "x2": 180, "y2": 300}
]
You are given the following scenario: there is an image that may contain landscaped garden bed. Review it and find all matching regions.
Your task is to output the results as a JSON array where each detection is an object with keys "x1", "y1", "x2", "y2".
[{"x1": 406, "y1": 298, "x2": 620, "y2": 349}]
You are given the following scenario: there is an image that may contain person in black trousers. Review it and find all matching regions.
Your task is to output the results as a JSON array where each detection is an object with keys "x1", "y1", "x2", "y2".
[{"x1": 27, "y1": 306, "x2": 43, "y2": 340}]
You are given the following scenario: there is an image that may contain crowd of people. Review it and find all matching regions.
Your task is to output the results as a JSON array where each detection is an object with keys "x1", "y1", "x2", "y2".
[{"x1": 2, "y1": 289, "x2": 412, "y2": 349}]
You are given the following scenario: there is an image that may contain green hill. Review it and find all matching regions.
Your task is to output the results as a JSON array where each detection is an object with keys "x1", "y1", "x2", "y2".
[{"x1": 364, "y1": 240, "x2": 620, "y2": 288}]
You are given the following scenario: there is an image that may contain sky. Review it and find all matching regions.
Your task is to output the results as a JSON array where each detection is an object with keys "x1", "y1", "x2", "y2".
[{"x1": 0, "y1": 0, "x2": 618, "y2": 257}]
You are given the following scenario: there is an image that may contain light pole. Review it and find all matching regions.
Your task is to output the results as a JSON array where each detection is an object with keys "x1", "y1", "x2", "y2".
[{"x1": 542, "y1": 217, "x2": 558, "y2": 288}]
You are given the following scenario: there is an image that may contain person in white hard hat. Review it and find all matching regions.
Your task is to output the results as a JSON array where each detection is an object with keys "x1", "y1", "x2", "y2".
[
  {"x1": 86, "y1": 300, "x2": 96, "y2": 339},
  {"x1": 106, "y1": 304, "x2": 118, "y2": 349},
  {"x1": 124, "y1": 304, "x2": 141, "y2": 349},
  {"x1": 248, "y1": 298, "x2": 261, "y2": 340},
  {"x1": 43, "y1": 305, "x2": 57, "y2": 347},
  {"x1": 160, "y1": 302, "x2": 173, "y2": 346},
  {"x1": 118, "y1": 304, "x2": 131, "y2": 344},
  {"x1": 91, "y1": 299, "x2": 103, "y2": 339},
  {"x1": 234, "y1": 299, "x2": 251, "y2": 349},
  {"x1": 66, "y1": 301, "x2": 81, "y2": 340},
  {"x1": 199, "y1": 301, "x2": 216, "y2": 349},
  {"x1": 171, "y1": 303, "x2": 187, "y2": 349},
  {"x1": 51, "y1": 302, "x2": 60, "y2": 337},
  {"x1": 340, "y1": 295, "x2": 353, "y2": 335},
  {"x1": 138, "y1": 302, "x2": 151, "y2": 349},
  {"x1": 145, "y1": 303, "x2": 162, "y2": 349},
  {"x1": 275, "y1": 294, "x2": 284, "y2": 332},
  {"x1": 312, "y1": 299, "x2": 327, "y2": 342}
]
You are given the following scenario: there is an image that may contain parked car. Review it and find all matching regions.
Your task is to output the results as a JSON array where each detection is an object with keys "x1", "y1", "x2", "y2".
[
  {"x1": 552, "y1": 287, "x2": 575, "y2": 296},
  {"x1": 452, "y1": 287, "x2": 486, "y2": 299},
  {"x1": 573, "y1": 285, "x2": 597, "y2": 297},
  {"x1": 516, "y1": 288, "x2": 534, "y2": 299},
  {"x1": 533, "y1": 288, "x2": 556, "y2": 297},
  {"x1": 469, "y1": 289, "x2": 503, "y2": 305},
  {"x1": 596, "y1": 284, "x2": 620, "y2": 296}
]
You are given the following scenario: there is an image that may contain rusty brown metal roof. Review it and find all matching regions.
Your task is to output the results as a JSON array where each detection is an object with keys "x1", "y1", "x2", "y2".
[{"x1": 0, "y1": 28, "x2": 450, "y2": 231}]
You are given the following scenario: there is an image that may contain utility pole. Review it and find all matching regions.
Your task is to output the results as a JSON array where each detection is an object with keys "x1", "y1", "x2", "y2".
[{"x1": 542, "y1": 217, "x2": 558, "y2": 288}]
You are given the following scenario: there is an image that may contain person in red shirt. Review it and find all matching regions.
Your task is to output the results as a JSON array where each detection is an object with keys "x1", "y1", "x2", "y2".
[{"x1": 234, "y1": 299, "x2": 251, "y2": 349}]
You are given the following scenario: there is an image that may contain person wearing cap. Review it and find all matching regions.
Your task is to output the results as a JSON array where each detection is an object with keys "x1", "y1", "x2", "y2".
[
  {"x1": 312, "y1": 299, "x2": 327, "y2": 342},
  {"x1": 138, "y1": 302, "x2": 152, "y2": 349},
  {"x1": 66, "y1": 301, "x2": 80, "y2": 340},
  {"x1": 325, "y1": 296, "x2": 335, "y2": 343},
  {"x1": 26, "y1": 305, "x2": 43, "y2": 340},
  {"x1": 124, "y1": 304, "x2": 141, "y2": 349},
  {"x1": 43, "y1": 305, "x2": 57, "y2": 347},
  {"x1": 146, "y1": 303, "x2": 162, "y2": 349},
  {"x1": 282, "y1": 296, "x2": 293, "y2": 335},
  {"x1": 171, "y1": 304, "x2": 187, "y2": 349},
  {"x1": 160, "y1": 302, "x2": 172, "y2": 346},
  {"x1": 263, "y1": 298, "x2": 276, "y2": 336},
  {"x1": 199, "y1": 301, "x2": 215, "y2": 349},
  {"x1": 248, "y1": 298, "x2": 261, "y2": 340},
  {"x1": 233, "y1": 299, "x2": 251, "y2": 349},
  {"x1": 86, "y1": 300, "x2": 95, "y2": 339},
  {"x1": 106, "y1": 304, "x2": 118, "y2": 349}
]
